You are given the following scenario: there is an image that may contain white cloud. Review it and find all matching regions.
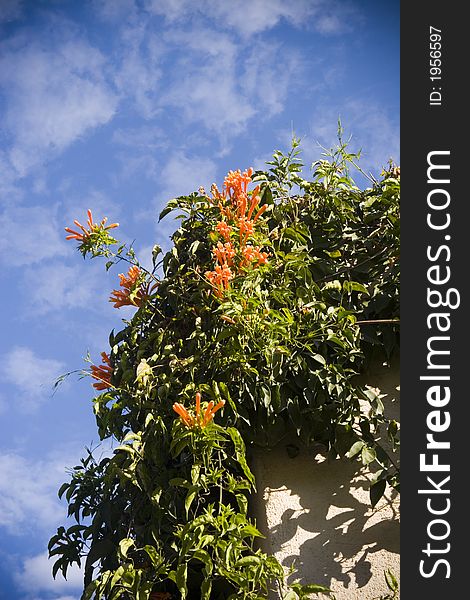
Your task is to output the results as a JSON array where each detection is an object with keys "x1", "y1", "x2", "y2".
[
  {"x1": 112, "y1": 23, "x2": 164, "y2": 119},
  {"x1": 145, "y1": 0, "x2": 354, "y2": 36},
  {"x1": 14, "y1": 551, "x2": 82, "y2": 596},
  {"x1": 0, "y1": 30, "x2": 118, "y2": 180},
  {"x1": 208, "y1": 0, "x2": 314, "y2": 36},
  {"x1": 0, "y1": 347, "x2": 65, "y2": 413},
  {"x1": 0, "y1": 442, "x2": 114, "y2": 538},
  {"x1": 112, "y1": 125, "x2": 166, "y2": 149},
  {"x1": 93, "y1": 0, "x2": 139, "y2": 22},
  {"x1": 243, "y1": 41, "x2": 301, "y2": 118},
  {"x1": 0, "y1": 453, "x2": 69, "y2": 534},
  {"x1": 0, "y1": 205, "x2": 67, "y2": 267},
  {"x1": 159, "y1": 29, "x2": 255, "y2": 138},
  {"x1": 159, "y1": 151, "x2": 217, "y2": 200},
  {"x1": 144, "y1": 0, "x2": 197, "y2": 22},
  {"x1": 22, "y1": 262, "x2": 107, "y2": 316}
]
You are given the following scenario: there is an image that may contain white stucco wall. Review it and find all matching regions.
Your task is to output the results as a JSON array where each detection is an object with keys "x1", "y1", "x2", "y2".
[{"x1": 251, "y1": 357, "x2": 400, "y2": 599}]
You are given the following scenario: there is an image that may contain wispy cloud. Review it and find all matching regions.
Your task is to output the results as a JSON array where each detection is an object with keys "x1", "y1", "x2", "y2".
[
  {"x1": 0, "y1": 205, "x2": 67, "y2": 267},
  {"x1": 159, "y1": 28, "x2": 255, "y2": 140},
  {"x1": 22, "y1": 262, "x2": 107, "y2": 316},
  {"x1": 158, "y1": 151, "x2": 217, "y2": 201},
  {"x1": 0, "y1": 453, "x2": 68, "y2": 534},
  {"x1": 112, "y1": 23, "x2": 164, "y2": 119},
  {"x1": 243, "y1": 41, "x2": 302, "y2": 118},
  {"x1": 145, "y1": 0, "x2": 355, "y2": 36},
  {"x1": 14, "y1": 551, "x2": 82, "y2": 598},
  {"x1": 0, "y1": 347, "x2": 65, "y2": 413},
  {"x1": 0, "y1": 26, "x2": 118, "y2": 180}
]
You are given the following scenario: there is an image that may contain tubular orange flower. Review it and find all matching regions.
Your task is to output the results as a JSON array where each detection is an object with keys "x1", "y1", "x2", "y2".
[
  {"x1": 205, "y1": 168, "x2": 269, "y2": 297},
  {"x1": 202, "y1": 399, "x2": 225, "y2": 426},
  {"x1": 213, "y1": 241, "x2": 236, "y2": 267},
  {"x1": 215, "y1": 221, "x2": 232, "y2": 241},
  {"x1": 65, "y1": 209, "x2": 119, "y2": 242},
  {"x1": 240, "y1": 245, "x2": 268, "y2": 268},
  {"x1": 205, "y1": 264, "x2": 233, "y2": 297},
  {"x1": 109, "y1": 266, "x2": 156, "y2": 308},
  {"x1": 247, "y1": 187, "x2": 261, "y2": 220},
  {"x1": 220, "y1": 315, "x2": 236, "y2": 324},
  {"x1": 91, "y1": 352, "x2": 113, "y2": 391},
  {"x1": 252, "y1": 203, "x2": 268, "y2": 223},
  {"x1": 173, "y1": 402, "x2": 195, "y2": 427},
  {"x1": 223, "y1": 168, "x2": 253, "y2": 199},
  {"x1": 238, "y1": 217, "x2": 255, "y2": 244},
  {"x1": 173, "y1": 393, "x2": 225, "y2": 429}
]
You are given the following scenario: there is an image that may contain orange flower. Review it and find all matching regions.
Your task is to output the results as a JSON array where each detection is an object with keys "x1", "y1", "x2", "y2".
[
  {"x1": 241, "y1": 245, "x2": 269, "y2": 267},
  {"x1": 213, "y1": 241, "x2": 236, "y2": 267},
  {"x1": 246, "y1": 186, "x2": 261, "y2": 219},
  {"x1": 238, "y1": 217, "x2": 255, "y2": 244},
  {"x1": 65, "y1": 209, "x2": 118, "y2": 241},
  {"x1": 206, "y1": 168, "x2": 269, "y2": 298},
  {"x1": 109, "y1": 266, "x2": 156, "y2": 308},
  {"x1": 201, "y1": 399, "x2": 225, "y2": 426},
  {"x1": 173, "y1": 392, "x2": 225, "y2": 429},
  {"x1": 91, "y1": 352, "x2": 113, "y2": 391},
  {"x1": 223, "y1": 168, "x2": 253, "y2": 199},
  {"x1": 173, "y1": 402, "x2": 195, "y2": 428},
  {"x1": 205, "y1": 264, "x2": 233, "y2": 297},
  {"x1": 215, "y1": 221, "x2": 232, "y2": 241},
  {"x1": 253, "y1": 203, "x2": 268, "y2": 223}
]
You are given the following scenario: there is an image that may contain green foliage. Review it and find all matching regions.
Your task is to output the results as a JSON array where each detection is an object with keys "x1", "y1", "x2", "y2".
[
  {"x1": 50, "y1": 136, "x2": 399, "y2": 599},
  {"x1": 372, "y1": 569, "x2": 399, "y2": 600}
]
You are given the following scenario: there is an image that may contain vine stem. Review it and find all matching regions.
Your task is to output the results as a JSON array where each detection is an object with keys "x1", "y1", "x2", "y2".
[{"x1": 356, "y1": 319, "x2": 400, "y2": 325}]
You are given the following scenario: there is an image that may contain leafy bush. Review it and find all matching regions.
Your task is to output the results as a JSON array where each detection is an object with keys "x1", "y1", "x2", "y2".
[{"x1": 50, "y1": 135, "x2": 400, "y2": 599}]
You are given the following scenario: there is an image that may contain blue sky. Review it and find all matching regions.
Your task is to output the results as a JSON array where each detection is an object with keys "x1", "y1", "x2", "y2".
[{"x1": 0, "y1": 1, "x2": 399, "y2": 598}]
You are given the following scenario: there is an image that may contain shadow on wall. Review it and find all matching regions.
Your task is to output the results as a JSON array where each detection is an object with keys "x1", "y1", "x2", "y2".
[
  {"x1": 263, "y1": 453, "x2": 399, "y2": 590},
  {"x1": 251, "y1": 358, "x2": 400, "y2": 598}
]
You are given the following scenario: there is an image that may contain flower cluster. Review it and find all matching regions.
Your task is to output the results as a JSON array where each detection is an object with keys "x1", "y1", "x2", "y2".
[
  {"x1": 173, "y1": 392, "x2": 225, "y2": 429},
  {"x1": 65, "y1": 209, "x2": 118, "y2": 243},
  {"x1": 90, "y1": 352, "x2": 113, "y2": 391},
  {"x1": 205, "y1": 168, "x2": 269, "y2": 297},
  {"x1": 109, "y1": 265, "x2": 157, "y2": 309}
]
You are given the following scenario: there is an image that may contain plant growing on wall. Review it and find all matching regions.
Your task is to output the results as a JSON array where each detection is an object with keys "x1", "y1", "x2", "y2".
[{"x1": 49, "y1": 134, "x2": 400, "y2": 599}]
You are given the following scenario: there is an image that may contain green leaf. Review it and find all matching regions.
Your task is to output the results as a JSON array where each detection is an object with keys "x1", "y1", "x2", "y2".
[
  {"x1": 175, "y1": 562, "x2": 188, "y2": 599},
  {"x1": 82, "y1": 579, "x2": 100, "y2": 600},
  {"x1": 346, "y1": 440, "x2": 364, "y2": 458},
  {"x1": 235, "y1": 555, "x2": 261, "y2": 567},
  {"x1": 343, "y1": 280, "x2": 369, "y2": 295},
  {"x1": 119, "y1": 538, "x2": 135, "y2": 559},
  {"x1": 185, "y1": 485, "x2": 200, "y2": 518},
  {"x1": 311, "y1": 353, "x2": 326, "y2": 366},
  {"x1": 226, "y1": 427, "x2": 255, "y2": 487},
  {"x1": 361, "y1": 446, "x2": 377, "y2": 466},
  {"x1": 370, "y1": 479, "x2": 387, "y2": 507},
  {"x1": 384, "y1": 568, "x2": 399, "y2": 592},
  {"x1": 189, "y1": 240, "x2": 200, "y2": 254}
]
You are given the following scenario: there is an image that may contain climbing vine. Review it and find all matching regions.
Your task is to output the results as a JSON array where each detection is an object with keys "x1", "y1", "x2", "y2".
[{"x1": 49, "y1": 135, "x2": 400, "y2": 599}]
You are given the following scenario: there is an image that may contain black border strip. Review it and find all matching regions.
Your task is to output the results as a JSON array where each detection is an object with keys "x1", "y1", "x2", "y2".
[{"x1": 401, "y1": 3, "x2": 466, "y2": 597}]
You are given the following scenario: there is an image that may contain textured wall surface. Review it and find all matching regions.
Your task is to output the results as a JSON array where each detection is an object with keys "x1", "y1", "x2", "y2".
[{"x1": 251, "y1": 358, "x2": 400, "y2": 599}]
